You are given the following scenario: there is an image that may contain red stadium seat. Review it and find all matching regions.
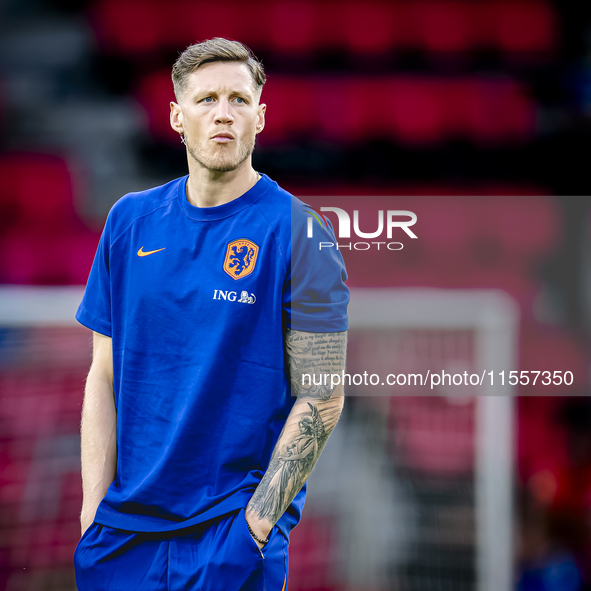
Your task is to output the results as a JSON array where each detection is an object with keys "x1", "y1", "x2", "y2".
[
  {"x1": 314, "y1": 78, "x2": 368, "y2": 142},
  {"x1": 0, "y1": 225, "x2": 99, "y2": 285},
  {"x1": 410, "y1": 197, "x2": 473, "y2": 253},
  {"x1": 403, "y1": 1, "x2": 474, "y2": 54},
  {"x1": 135, "y1": 71, "x2": 178, "y2": 142},
  {"x1": 389, "y1": 397, "x2": 476, "y2": 477},
  {"x1": 518, "y1": 396, "x2": 569, "y2": 482},
  {"x1": 268, "y1": 0, "x2": 320, "y2": 54},
  {"x1": 479, "y1": 196, "x2": 561, "y2": 257},
  {"x1": 383, "y1": 78, "x2": 447, "y2": 144},
  {"x1": 88, "y1": 0, "x2": 558, "y2": 57},
  {"x1": 332, "y1": 0, "x2": 400, "y2": 55},
  {"x1": 288, "y1": 513, "x2": 335, "y2": 589},
  {"x1": 487, "y1": 0, "x2": 557, "y2": 54},
  {"x1": 0, "y1": 153, "x2": 75, "y2": 224},
  {"x1": 464, "y1": 79, "x2": 534, "y2": 144},
  {"x1": 91, "y1": 0, "x2": 164, "y2": 54},
  {"x1": 166, "y1": 0, "x2": 264, "y2": 51},
  {"x1": 257, "y1": 76, "x2": 318, "y2": 142},
  {"x1": 136, "y1": 72, "x2": 535, "y2": 145},
  {"x1": 418, "y1": 195, "x2": 560, "y2": 261},
  {"x1": 520, "y1": 329, "x2": 588, "y2": 394},
  {"x1": 0, "y1": 153, "x2": 100, "y2": 284}
]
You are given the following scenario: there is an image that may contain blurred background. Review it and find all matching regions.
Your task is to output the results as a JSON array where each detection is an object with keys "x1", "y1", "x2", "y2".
[{"x1": 1, "y1": 0, "x2": 591, "y2": 589}]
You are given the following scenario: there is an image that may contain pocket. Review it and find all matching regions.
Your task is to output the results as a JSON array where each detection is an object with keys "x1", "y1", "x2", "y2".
[
  {"x1": 200, "y1": 508, "x2": 265, "y2": 591},
  {"x1": 240, "y1": 510, "x2": 286, "y2": 562},
  {"x1": 238, "y1": 508, "x2": 266, "y2": 561},
  {"x1": 73, "y1": 522, "x2": 98, "y2": 561}
]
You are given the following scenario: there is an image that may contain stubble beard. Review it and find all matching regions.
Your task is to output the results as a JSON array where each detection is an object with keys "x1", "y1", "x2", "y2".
[{"x1": 186, "y1": 135, "x2": 256, "y2": 173}]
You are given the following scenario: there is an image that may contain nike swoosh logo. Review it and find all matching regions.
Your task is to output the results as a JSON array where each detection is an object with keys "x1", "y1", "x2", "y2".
[{"x1": 137, "y1": 247, "x2": 166, "y2": 257}]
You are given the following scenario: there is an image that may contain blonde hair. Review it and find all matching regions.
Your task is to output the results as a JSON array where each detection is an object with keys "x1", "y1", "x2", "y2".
[{"x1": 172, "y1": 38, "x2": 266, "y2": 101}]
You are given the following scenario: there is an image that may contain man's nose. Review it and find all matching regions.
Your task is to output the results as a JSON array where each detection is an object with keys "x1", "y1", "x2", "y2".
[{"x1": 215, "y1": 99, "x2": 234, "y2": 124}]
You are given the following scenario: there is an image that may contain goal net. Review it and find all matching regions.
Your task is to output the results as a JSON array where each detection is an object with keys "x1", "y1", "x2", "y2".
[
  {"x1": 0, "y1": 286, "x2": 89, "y2": 591},
  {"x1": 0, "y1": 287, "x2": 518, "y2": 591},
  {"x1": 290, "y1": 288, "x2": 519, "y2": 591}
]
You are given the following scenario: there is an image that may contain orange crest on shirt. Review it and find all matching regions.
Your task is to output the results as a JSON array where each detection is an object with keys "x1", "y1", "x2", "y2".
[{"x1": 223, "y1": 239, "x2": 259, "y2": 280}]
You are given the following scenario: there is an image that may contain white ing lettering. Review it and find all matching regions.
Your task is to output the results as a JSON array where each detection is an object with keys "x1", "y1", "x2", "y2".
[{"x1": 213, "y1": 289, "x2": 256, "y2": 304}]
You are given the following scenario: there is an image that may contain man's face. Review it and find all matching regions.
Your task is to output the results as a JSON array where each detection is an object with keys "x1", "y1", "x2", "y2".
[{"x1": 171, "y1": 61, "x2": 266, "y2": 173}]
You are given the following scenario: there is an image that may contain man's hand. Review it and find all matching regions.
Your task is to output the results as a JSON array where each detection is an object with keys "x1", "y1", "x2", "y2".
[{"x1": 245, "y1": 511, "x2": 273, "y2": 550}]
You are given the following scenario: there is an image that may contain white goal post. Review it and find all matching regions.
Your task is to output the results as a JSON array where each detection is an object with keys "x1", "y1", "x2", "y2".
[{"x1": 347, "y1": 288, "x2": 519, "y2": 591}]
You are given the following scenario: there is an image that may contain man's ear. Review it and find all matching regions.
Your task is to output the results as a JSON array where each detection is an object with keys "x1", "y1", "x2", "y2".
[
  {"x1": 170, "y1": 101, "x2": 184, "y2": 135},
  {"x1": 255, "y1": 103, "x2": 266, "y2": 135}
]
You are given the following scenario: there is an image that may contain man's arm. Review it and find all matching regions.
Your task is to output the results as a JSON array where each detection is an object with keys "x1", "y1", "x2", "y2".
[
  {"x1": 246, "y1": 328, "x2": 347, "y2": 545},
  {"x1": 79, "y1": 331, "x2": 117, "y2": 535}
]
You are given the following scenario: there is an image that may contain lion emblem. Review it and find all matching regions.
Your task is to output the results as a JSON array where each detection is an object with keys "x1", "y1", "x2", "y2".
[{"x1": 223, "y1": 239, "x2": 259, "y2": 280}]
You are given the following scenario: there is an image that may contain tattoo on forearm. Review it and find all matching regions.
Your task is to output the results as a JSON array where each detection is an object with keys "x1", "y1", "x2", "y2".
[
  {"x1": 248, "y1": 397, "x2": 342, "y2": 523},
  {"x1": 285, "y1": 329, "x2": 348, "y2": 399},
  {"x1": 247, "y1": 329, "x2": 347, "y2": 525}
]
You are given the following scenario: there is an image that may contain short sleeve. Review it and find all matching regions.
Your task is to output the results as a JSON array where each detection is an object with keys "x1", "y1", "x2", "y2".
[
  {"x1": 283, "y1": 201, "x2": 349, "y2": 332},
  {"x1": 76, "y1": 213, "x2": 113, "y2": 337}
]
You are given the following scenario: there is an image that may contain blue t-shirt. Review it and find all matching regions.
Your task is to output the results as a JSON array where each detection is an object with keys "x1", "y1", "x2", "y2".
[{"x1": 76, "y1": 173, "x2": 349, "y2": 537}]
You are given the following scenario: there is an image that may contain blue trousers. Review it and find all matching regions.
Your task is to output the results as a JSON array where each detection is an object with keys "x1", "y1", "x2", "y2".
[{"x1": 74, "y1": 508, "x2": 289, "y2": 591}]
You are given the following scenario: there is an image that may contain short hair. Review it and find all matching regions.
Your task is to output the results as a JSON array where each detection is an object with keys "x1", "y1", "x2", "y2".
[{"x1": 172, "y1": 38, "x2": 266, "y2": 101}]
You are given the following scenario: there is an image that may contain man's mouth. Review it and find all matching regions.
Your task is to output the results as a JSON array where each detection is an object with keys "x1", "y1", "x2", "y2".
[{"x1": 211, "y1": 133, "x2": 234, "y2": 143}]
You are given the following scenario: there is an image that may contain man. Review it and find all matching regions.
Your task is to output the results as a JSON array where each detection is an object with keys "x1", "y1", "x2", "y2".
[{"x1": 74, "y1": 38, "x2": 349, "y2": 591}]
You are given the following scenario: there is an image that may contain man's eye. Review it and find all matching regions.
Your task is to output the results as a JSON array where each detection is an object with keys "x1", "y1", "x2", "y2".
[
  {"x1": 235, "y1": 97, "x2": 246, "y2": 104},
  {"x1": 202, "y1": 97, "x2": 214, "y2": 103}
]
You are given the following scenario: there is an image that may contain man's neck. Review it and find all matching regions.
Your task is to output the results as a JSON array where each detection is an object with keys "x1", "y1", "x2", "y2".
[{"x1": 185, "y1": 159, "x2": 260, "y2": 209}]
